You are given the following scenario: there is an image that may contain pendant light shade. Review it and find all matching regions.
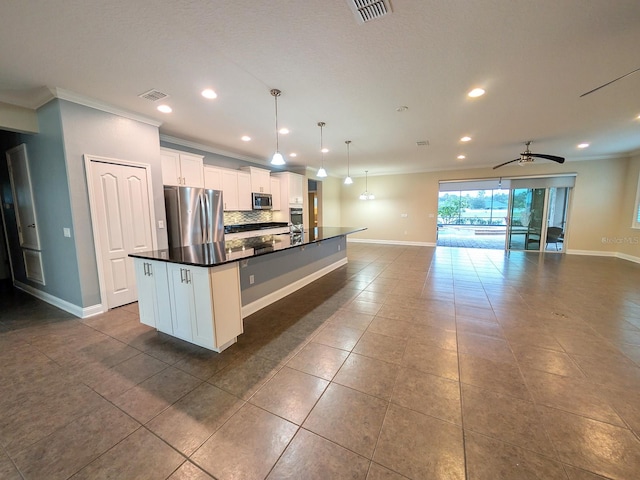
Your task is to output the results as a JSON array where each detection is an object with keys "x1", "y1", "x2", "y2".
[
  {"x1": 270, "y1": 89, "x2": 286, "y2": 166},
  {"x1": 317, "y1": 121, "x2": 327, "y2": 177},
  {"x1": 359, "y1": 170, "x2": 375, "y2": 200},
  {"x1": 344, "y1": 140, "x2": 353, "y2": 185}
]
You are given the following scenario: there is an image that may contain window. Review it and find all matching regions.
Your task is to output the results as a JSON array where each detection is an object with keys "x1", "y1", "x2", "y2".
[{"x1": 634, "y1": 172, "x2": 640, "y2": 229}]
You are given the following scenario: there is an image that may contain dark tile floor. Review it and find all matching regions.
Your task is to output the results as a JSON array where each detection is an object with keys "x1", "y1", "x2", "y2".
[{"x1": 2, "y1": 244, "x2": 640, "y2": 479}]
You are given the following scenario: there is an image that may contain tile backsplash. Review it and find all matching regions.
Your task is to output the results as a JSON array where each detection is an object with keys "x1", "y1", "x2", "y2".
[{"x1": 224, "y1": 210, "x2": 273, "y2": 225}]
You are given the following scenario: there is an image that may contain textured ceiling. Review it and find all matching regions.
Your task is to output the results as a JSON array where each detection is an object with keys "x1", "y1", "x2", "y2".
[{"x1": 1, "y1": 0, "x2": 639, "y2": 177}]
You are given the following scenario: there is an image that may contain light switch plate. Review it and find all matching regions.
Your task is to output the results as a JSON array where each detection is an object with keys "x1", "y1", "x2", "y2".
[
  {"x1": 158, "y1": 220, "x2": 165, "y2": 229},
  {"x1": 63, "y1": 228, "x2": 71, "y2": 237}
]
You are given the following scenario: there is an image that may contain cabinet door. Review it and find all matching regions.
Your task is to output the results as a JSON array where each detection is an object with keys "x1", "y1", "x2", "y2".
[
  {"x1": 271, "y1": 177, "x2": 281, "y2": 210},
  {"x1": 290, "y1": 173, "x2": 304, "y2": 204},
  {"x1": 221, "y1": 170, "x2": 239, "y2": 211},
  {"x1": 179, "y1": 153, "x2": 204, "y2": 187},
  {"x1": 190, "y1": 267, "x2": 215, "y2": 349},
  {"x1": 161, "y1": 150, "x2": 181, "y2": 186},
  {"x1": 255, "y1": 169, "x2": 271, "y2": 193},
  {"x1": 134, "y1": 259, "x2": 171, "y2": 332},
  {"x1": 134, "y1": 259, "x2": 156, "y2": 328},
  {"x1": 204, "y1": 166, "x2": 223, "y2": 190},
  {"x1": 167, "y1": 264, "x2": 195, "y2": 342},
  {"x1": 237, "y1": 172, "x2": 252, "y2": 211},
  {"x1": 211, "y1": 263, "x2": 243, "y2": 347}
]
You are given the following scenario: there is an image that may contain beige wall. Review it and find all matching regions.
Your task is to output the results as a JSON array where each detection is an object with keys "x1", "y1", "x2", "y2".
[
  {"x1": 340, "y1": 156, "x2": 637, "y2": 256},
  {"x1": 616, "y1": 153, "x2": 640, "y2": 259},
  {"x1": 319, "y1": 175, "x2": 342, "y2": 227}
]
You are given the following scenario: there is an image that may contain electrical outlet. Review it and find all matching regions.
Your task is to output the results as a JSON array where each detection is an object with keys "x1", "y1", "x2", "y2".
[
  {"x1": 400, "y1": 213, "x2": 408, "y2": 218},
  {"x1": 249, "y1": 274, "x2": 255, "y2": 285},
  {"x1": 63, "y1": 228, "x2": 71, "y2": 238},
  {"x1": 158, "y1": 220, "x2": 165, "y2": 229},
  {"x1": 338, "y1": 244, "x2": 341, "y2": 251}
]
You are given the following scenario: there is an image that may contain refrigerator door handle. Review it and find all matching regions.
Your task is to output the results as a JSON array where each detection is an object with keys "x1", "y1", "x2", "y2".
[
  {"x1": 199, "y1": 194, "x2": 207, "y2": 244},
  {"x1": 203, "y1": 194, "x2": 210, "y2": 243}
]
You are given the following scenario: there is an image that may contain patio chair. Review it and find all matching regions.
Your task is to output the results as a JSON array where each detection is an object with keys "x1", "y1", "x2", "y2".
[{"x1": 546, "y1": 227, "x2": 564, "y2": 250}]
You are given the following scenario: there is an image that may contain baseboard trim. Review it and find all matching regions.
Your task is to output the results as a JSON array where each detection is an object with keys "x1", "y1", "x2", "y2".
[
  {"x1": 566, "y1": 249, "x2": 617, "y2": 257},
  {"x1": 241, "y1": 257, "x2": 348, "y2": 318},
  {"x1": 616, "y1": 252, "x2": 640, "y2": 264},
  {"x1": 13, "y1": 281, "x2": 104, "y2": 318},
  {"x1": 347, "y1": 238, "x2": 436, "y2": 247}
]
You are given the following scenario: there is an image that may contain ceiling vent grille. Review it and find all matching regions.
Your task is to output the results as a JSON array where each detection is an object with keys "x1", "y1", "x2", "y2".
[
  {"x1": 138, "y1": 89, "x2": 169, "y2": 102},
  {"x1": 348, "y1": 0, "x2": 392, "y2": 24}
]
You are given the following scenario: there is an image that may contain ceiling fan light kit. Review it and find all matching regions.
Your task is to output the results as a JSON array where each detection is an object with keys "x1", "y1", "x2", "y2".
[{"x1": 493, "y1": 141, "x2": 565, "y2": 170}]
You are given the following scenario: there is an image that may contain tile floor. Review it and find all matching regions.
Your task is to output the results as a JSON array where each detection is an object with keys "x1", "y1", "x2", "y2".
[{"x1": 2, "y1": 244, "x2": 640, "y2": 479}]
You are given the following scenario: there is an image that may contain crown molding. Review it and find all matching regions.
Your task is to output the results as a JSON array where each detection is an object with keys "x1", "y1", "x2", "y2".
[
  {"x1": 48, "y1": 88, "x2": 162, "y2": 127},
  {"x1": 159, "y1": 134, "x2": 266, "y2": 164}
]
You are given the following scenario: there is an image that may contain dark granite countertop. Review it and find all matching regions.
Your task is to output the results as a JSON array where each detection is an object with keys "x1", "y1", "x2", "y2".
[
  {"x1": 224, "y1": 222, "x2": 289, "y2": 234},
  {"x1": 130, "y1": 227, "x2": 366, "y2": 267}
]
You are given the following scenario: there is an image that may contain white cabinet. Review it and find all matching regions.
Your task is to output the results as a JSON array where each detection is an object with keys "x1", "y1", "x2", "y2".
[
  {"x1": 271, "y1": 177, "x2": 281, "y2": 210},
  {"x1": 237, "y1": 171, "x2": 252, "y2": 211},
  {"x1": 165, "y1": 262, "x2": 243, "y2": 351},
  {"x1": 221, "y1": 170, "x2": 239, "y2": 211},
  {"x1": 133, "y1": 259, "x2": 171, "y2": 332},
  {"x1": 241, "y1": 166, "x2": 271, "y2": 193},
  {"x1": 203, "y1": 165, "x2": 223, "y2": 191},
  {"x1": 272, "y1": 172, "x2": 304, "y2": 206},
  {"x1": 160, "y1": 148, "x2": 204, "y2": 187}
]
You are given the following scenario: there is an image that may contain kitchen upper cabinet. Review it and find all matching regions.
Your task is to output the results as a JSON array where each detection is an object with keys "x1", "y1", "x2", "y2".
[
  {"x1": 221, "y1": 170, "x2": 239, "y2": 211},
  {"x1": 203, "y1": 165, "x2": 223, "y2": 191},
  {"x1": 272, "y1": 172, "x2": 304, "y2": 206},
  {"x1": 241, "y1": 166, "x2": 271, "y2": 193},
  {"x1": 134, "y1": 259, "x2": 171, "y2": 332},
  {"x1": 237, "y1": 171, "x2": 252, "y2": 211},
  {"x1": 271, "y1": 177, "x2": 281, "y2": 210},
  {"x1": 160, "y1": 148, "x2": 204, "y2": 187}
]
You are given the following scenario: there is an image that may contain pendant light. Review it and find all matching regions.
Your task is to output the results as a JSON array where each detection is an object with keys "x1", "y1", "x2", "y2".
[
  {"x1": 270, "y1": 89, "x2": 285, "y2": 166},
  {"x1": 359, "y1": 170, "x2": 375, "y2": 200},
  {"x1": 344, "y1": 140, "x2": 353, "y2": 185},
  {"x1": 317, "y1": 121, "x2": 327, "y2": 177}
]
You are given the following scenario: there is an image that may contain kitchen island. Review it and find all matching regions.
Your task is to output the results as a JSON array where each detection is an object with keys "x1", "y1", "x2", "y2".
[{"x1": 130, "y1": 227, "x2": 365, "y2": 352}]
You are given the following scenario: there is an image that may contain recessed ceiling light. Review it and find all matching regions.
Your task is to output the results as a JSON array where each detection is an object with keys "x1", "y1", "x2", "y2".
[
  {"x1": 201, "y1": 89, "x2": 217, "y2": 99},
  {"x1": 279, "y1": 128, "x2": 289, "y2": 135},
  {"x1": 460, "y1": 136, "x2": 472, "y2": 142},
  {"x1": 578, "y1": 143, "x2": 590, "y2": 149},
  {"x1": 636, "y1": 114, "x2": 640, "y2": 120},
  {"x1": 157, "y1": 105, "x2": 172, "y2": 113},
  {"x1": 468, "y1": 88, "x2": 485, "y2": 98},
  {"x1": 457, "y1": 155, "x2": 466, "y2": 159},
  {"x1": 241, "y1": 135, "x2": 251, "y2": 142},
  {"x1": 321, "y1": 148, "x2": 329, "y2": 153},
  {"x1": 289, "y1": 153, "x2": 297, "y2": 157}
]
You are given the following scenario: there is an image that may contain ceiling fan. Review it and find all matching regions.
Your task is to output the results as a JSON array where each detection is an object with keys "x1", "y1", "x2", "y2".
[
  {"x1": 493, "y1": 141, "x2": 565, "y2": 170},
  {"x1": 580, "y1": 67, "x2": 640, "y2": 97}
]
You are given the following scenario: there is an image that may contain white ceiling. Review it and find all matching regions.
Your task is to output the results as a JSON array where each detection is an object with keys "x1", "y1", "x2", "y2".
[{"x1": 1, "y1": 0, "x2": 639, "y2": 177}]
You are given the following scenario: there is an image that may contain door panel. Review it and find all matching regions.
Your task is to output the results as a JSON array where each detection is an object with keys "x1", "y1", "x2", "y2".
[
  {"x1": 6, "y1": 144, "x2": 41, "y2": 250},
  {"x1": 91, "y1": 161, "x2": 154, "y2": 308},
  {"x1": 508, "y1": 188, "x2": 546, "y2": 251}
]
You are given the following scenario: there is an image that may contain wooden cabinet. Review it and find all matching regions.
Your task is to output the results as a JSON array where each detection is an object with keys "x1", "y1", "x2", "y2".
[
  {"x1": 134, "y1": 257, "x2": 243, "y2": 352},
  {"x1": 133, "y1": 259, "x2": 172, "y2": 332},
  {"x1": 237, "y1": 171, "x2": 252, "y2": 211},
  {"x1": 271, "y1": 177, "x2": 281, "y2": 210},
  {"x1": 161, "y1": 148, "x2": 204, "y2": 187},
  {"x1": 241, "y1": 166, "x2": 271, "y2": 193},
  {"x1": 203, "y1": 165, "x2": 223, "y2": 190}
]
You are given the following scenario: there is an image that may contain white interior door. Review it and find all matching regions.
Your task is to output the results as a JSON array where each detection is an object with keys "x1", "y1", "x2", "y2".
[
  {"x1": 6, "y1": 144, "x2": 41, "y2": 250},
  {"x1": 90, "y1": 160, "x2": 154, "y2": 308}
]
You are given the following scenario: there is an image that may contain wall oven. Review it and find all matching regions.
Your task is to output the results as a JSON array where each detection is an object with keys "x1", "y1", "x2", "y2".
[{"x1": 290, "y1": 207, "x2": 303, "y2": 232}]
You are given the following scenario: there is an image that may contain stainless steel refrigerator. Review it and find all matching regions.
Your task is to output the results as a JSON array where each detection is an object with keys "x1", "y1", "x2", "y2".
[{"x1": 164, "y1": 186, "x2": 224, "y2": 249}]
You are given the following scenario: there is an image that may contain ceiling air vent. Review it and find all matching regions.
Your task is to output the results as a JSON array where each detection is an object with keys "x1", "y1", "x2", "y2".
[
  {"x1": 348, "y1": 0, "x2": 392, "y2": 24},
  {"x1": 138, "y1": 89, "x2": 169, "y2": 102},
  {"x1": 416, "y1": 140, "x2": 430, "y2": 147}
]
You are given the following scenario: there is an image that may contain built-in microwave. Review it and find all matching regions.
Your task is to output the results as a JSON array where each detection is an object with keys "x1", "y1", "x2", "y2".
[{"x1": 252, "y1": 192, "x2": 272, "y2": 210}]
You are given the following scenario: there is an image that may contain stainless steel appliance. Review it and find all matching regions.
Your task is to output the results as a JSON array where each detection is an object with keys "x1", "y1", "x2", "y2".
[
  {"x1": 164, "y1": 186, "x2": 224, "y2": 249},
  {"x1": 289, "y1": 207, "x2": 303, "y2": 233},
  {"x1": 252, "y1": 192, "x2": 273, "y2": 210}
]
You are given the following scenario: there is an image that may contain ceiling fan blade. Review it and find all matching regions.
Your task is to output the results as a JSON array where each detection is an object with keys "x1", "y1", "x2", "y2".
[
  {"x1": 580, "y1": 67, "x2": 640, "y2": 97},
  {"x1": 530, "y1": 153, "x2": 565, "y2": 164},
  {"x1": 493, "y1": 158, "x2": 520, "y2": 170}
]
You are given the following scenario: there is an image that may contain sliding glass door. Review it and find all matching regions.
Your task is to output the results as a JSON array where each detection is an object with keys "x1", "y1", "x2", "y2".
[{"x1": 507, "y1": 188, "x2": 546, "y2": 251}]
